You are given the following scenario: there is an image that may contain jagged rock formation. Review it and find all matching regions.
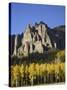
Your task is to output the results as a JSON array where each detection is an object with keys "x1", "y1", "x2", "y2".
[{"x1": 10, "y1": 21, "x2": 65, "y2": 58}]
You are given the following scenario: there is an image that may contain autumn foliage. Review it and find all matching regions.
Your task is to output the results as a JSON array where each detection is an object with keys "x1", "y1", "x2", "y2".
[{"x1": 10, "y1": 62, "x2": 65, "y2": 87}]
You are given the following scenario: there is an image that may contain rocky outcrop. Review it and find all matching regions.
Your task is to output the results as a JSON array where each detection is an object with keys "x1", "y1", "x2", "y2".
[{"x1": 10, "y1": 21, "x2": 65, "y2": 58}]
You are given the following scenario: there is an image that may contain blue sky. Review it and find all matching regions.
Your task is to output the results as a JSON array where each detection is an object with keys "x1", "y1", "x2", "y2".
[{"x1": 10, "y1": 3, "x2": 65, "y2": 34}]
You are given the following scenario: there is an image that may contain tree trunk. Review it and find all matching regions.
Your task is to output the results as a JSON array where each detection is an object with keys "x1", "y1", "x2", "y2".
[
  {"x1": 31, "y1": 76, "x2": 34, "y2": 86},
  {"x1": 16, "y1": 79, "x2": 18, "y2": 87},
  {"x1": 44, "y1": 75, "x2": 47, "y2": 83}
]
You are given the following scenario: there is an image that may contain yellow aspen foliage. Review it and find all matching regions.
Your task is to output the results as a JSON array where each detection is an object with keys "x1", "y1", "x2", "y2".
[
  {"x1": 25, "y1": 65, "x2": 29, "y2": 75},
  {"x1": 12, "y1": 65, "x2": 20, "y2": 80},
  {"x1": 35, "y1": 63, "x2": 40, "y2": 75},
  {"x1": 46, "y1": 64, "x2": 51, "y2": 74},
  {"x1": 49, "y1": 63, "x2": 55, "y2": 74},
  {"x1": 10, "y1": 62, "x2": 65, "y2": 86},
  {"x1": 28, "y1": 63, "x2": 36, "y2": 79},
  {"x1": 19, "y1": 64, "x2": 24, "y2": 77}
]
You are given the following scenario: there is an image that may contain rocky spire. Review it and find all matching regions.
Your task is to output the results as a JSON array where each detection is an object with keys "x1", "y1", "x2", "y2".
[{"x1": 13, "y1": 34, "x2": 18, "y2": 56}]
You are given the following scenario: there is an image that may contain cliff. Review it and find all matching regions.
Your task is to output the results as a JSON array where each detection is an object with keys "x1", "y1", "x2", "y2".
[{"x1": 10, "y1": 21, "x2": 65, "y2": 58}]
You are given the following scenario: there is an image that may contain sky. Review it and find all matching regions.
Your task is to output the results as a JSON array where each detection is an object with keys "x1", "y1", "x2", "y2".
[{"x1": 10, "y1": 3, "x2": 65, "y2": 34}]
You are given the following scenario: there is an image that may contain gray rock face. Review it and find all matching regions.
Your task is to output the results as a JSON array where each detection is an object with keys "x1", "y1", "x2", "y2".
[{"x1": 10, "y1": 21, "x2": 65, "y2": 57}]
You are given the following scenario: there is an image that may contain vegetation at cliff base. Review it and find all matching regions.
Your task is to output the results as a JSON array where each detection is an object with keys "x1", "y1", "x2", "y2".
[
  {"x1": 10, "y1": 62, "x2": 65, "y2": 87},
  {"x1": 10, "y1": 50, "x2": 65, "y2": 87}
]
